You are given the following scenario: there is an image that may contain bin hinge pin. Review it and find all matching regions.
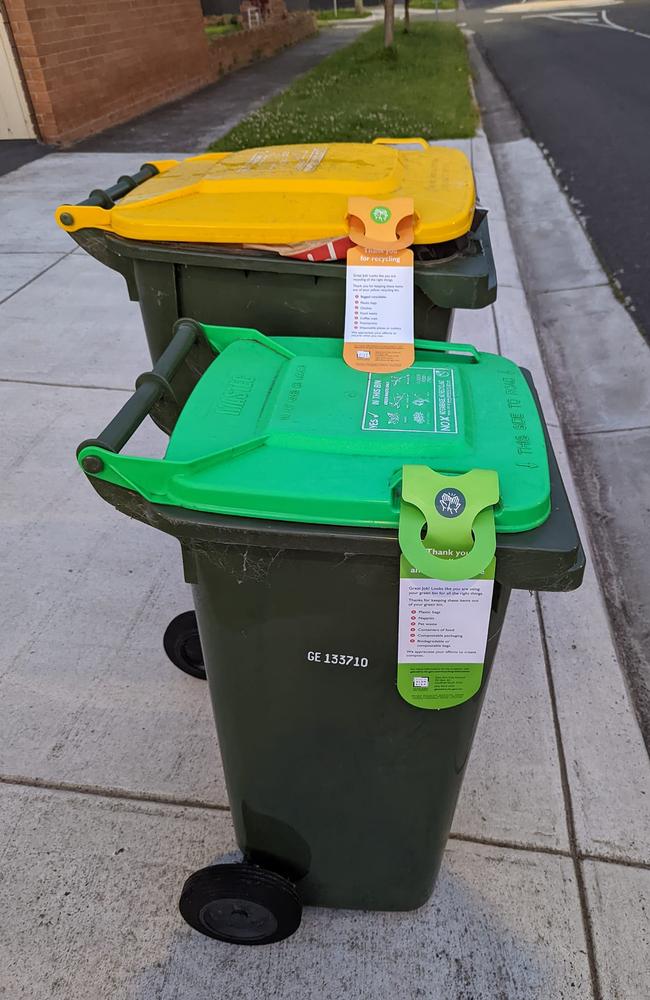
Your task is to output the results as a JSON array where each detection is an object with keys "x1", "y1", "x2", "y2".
[{"x1": 82, "y1": 455, "x2": 104, "y2": 474}]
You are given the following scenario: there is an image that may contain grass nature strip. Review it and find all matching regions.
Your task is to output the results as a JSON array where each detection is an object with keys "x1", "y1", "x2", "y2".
[
  {"x1": 410, "y1": 0, "x2": 457, "y2": 10},
  {"x1": 316, "y1": 9, "x2": 373, "y2": 20},
  {"x1": 209, "y1": 21, "x2": 477, "y2": 150}
]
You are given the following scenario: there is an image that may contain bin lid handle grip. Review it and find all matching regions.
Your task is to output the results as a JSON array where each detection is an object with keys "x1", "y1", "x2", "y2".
[{"x1": 76, "y1": 318, "x2": 201, "y2": 459}]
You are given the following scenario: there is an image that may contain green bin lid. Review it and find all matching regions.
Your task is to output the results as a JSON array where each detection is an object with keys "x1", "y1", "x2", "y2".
[{"x1": 80, "y1": 327, "x2": 551, "y2": 532}]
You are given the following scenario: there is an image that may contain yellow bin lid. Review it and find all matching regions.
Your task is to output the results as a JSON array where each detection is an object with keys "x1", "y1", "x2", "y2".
[{"x1": 56, "y1": 140, "x2": 476, "y2": 246}]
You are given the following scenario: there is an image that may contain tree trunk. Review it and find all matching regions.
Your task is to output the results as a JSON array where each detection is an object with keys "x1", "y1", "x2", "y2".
[
  {"x1": 354, "y1": 0, "x2": 364, "y2": 15},
  {"x1": 384, "y1": 0, "x2": 394, "y2": 47},
  {"x1": 404, "y1": 0, "x2": 410, "y2": 31}
]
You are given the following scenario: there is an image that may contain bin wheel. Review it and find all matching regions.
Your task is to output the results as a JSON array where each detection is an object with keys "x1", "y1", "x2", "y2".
[
  {"x1": 163, "y1": 611, "x2": 206, "y2": 680},
  {"x1": 179, "y1": 862, "x2": 302, "y2": 945}
]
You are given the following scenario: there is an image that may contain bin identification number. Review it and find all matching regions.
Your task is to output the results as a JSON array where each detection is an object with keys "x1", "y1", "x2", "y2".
[{"x1": 307, "y1": 651, "x2": 369, "y2": 668}]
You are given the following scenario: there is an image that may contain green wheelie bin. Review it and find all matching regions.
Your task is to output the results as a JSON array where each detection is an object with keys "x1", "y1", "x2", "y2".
[
  {"x1": 58, "y1": 140, "x2": 496, "y2": 433},
  {"x1": 77, "y1": 320, "x2": 583, "y2": 945}
]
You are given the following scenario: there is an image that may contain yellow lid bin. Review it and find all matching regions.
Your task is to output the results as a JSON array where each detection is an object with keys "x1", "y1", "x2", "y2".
[{"x1": 56, "y1": 141, "x2": 477, "y2": 246}]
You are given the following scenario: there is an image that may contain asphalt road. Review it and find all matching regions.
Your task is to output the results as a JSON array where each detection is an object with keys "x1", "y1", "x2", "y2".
[{"x1": 461, "y1": 0, "x2": 650, "y2": 340}]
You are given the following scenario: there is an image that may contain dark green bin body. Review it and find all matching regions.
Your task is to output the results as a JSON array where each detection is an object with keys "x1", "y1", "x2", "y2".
[
  {"x1": 90, "y1": 377, "x2": 583, "y2": 912},
  {"x1": 74, "y1": 218, "x2": 497, "y2": 433},
  {"x1": 193, "y1": 536, "x2": 512, "y2": 910}
]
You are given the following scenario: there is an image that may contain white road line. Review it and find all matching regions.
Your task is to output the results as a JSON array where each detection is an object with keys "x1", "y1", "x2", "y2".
[
  {"x1": 522, "y1": 7, "x2": 650, "y2": 38},
  {"x1": 535, "y1": 9, "x2": 599, "y2": 15},
  {"x1": 601, "y1": 8, "x2": 627, "y2": 29},
  {"x1": 488, "y1": 0, "x2": 620, "y2": 13},
  {"x1": 546, "y1": 12, "x2": 598, "y2": 19},
  {"x1": 600, "y1": 7, "x2": 650, "y2": 36},
  {"x1": 522, "y1": 12, "x2": 594, "y2": 19},
  {"x1": 484, "y1": 17, "x2": 504, "y2": 22},
  {"x1": 598, "y1": 8, "x2": 650, "y2": 38}
]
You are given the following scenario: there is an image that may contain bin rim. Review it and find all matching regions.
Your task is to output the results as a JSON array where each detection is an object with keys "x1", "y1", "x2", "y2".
[{"x1": 72, "y1": 216, "x2": 498, "y2": 312}]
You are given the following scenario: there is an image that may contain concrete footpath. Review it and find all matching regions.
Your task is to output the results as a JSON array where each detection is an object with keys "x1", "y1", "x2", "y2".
[{"x1": 0, "y1": 139, "x2": 649, "y2": 999}]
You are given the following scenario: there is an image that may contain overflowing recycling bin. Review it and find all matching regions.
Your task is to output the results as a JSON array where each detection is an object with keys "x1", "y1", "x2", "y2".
[
  {"x1": 56, "y1": 139, "x2": 496, "y2": 432},
  {"x1": 76, "y1": 319, "x2": 584, "y2": 944}
]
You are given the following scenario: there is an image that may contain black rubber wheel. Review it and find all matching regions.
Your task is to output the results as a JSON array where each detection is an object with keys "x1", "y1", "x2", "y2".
[
  {"x1": 179, "y1": 862, "x2": 302, "y2": 945},
  {"x1": 163, "y1": 611, "x2": 206, "y2": 680}
]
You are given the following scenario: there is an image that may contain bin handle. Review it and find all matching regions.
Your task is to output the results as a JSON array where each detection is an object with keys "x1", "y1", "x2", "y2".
[
  {"x1": 56, "y1": 160, "x2": 178, "y2": 230},
  {"x1": 76, "y1": 319, "x2": 202, "y2": 464},
  {"x1": 78, "y1": 163, "x2": 160, "y2": 209}
]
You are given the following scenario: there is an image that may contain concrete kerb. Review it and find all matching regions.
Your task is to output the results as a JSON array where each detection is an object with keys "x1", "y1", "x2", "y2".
[
  {"x1": 468, "y1": 34, "x2": 650, "y2": 751},
  {"x1": 461, "y1": 132, "x2": 650, "y2": 859},
  {"x1": 459, "y1": 132, "x2": 650, "y2": 998},
  {"x1": 496, "y1": 135, "x2": 650, "y2": 747}
]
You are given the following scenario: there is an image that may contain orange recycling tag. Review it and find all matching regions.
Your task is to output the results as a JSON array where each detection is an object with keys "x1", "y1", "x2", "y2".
[
  {"x1": 343, "y1": 245, "x2": 415, "y2": 373},
  {"x1": 347, "y1": 196, "x2": 415, "y2": 250}
]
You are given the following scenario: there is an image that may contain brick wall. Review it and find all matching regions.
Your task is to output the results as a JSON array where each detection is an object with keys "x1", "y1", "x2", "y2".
[
  {"x1": 4, "y1": 0, "x2": 214, "y2": 145},
  {"x1": 3, "y1": 0, "x2": 317, "y2": 146},
  {"x1": 208, "y1": 12, "x2": 316, "y2": 78}
]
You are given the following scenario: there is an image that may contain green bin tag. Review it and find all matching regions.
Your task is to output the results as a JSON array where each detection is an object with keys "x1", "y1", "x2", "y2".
[{"x1": 397, "y1": 466, "x2": 499, "y2": 710}]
